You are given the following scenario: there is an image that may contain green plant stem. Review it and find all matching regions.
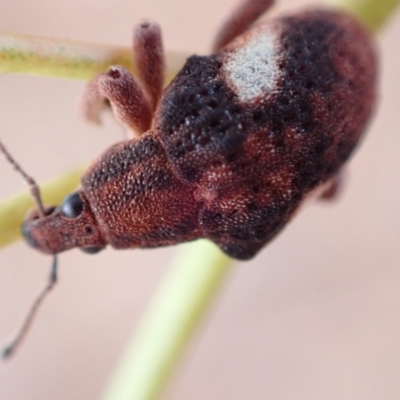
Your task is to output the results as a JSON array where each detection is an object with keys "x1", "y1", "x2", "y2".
[
  {"x1": 0, "y1": 32, "x2": 187, "y2": 82},
  {"x1": 325, "y1": 0, "x2": 400, "y2": 31},
  {"x1": 102, "y1": 240, "x2": 231, "y2": 400}
]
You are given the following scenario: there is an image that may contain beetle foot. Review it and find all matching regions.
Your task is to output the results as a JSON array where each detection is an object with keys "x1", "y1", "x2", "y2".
[{"x1": 319, "y1": 171, "x2": 345, "y2": 201}]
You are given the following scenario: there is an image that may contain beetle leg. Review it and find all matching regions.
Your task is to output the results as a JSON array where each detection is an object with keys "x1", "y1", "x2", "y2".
[
  {"x1": 133, "y1": 20, "x2": 165, "y2": 111},
  {"x1": 319, "y1": 171, "x2": 345, "y2": 201},
  {"x1": 213, "y1": 239, "x2": 266, "y2": 260},
  {"x1": 80, "y1": 65, "x2": 152, "y2": 136},
  {"x1": 79, "y1": 76, "x2": 109, "y2": 126},
  {"x1": 212, "y1": 0, "x2": 275, "y2": 52}
]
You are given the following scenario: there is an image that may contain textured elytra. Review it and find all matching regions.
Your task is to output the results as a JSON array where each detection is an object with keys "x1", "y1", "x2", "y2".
[
  {"x1": 156, "y1": 9, "x2": 376, "y2": 258},
  {"x1": 22, "y1": 8, "x2": 377, "y2": 260}
]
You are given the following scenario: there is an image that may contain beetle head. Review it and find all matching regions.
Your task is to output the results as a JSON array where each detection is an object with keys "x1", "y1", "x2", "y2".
[{"x1": 22, "y1": 191, "x2": 106, "y2": 255}]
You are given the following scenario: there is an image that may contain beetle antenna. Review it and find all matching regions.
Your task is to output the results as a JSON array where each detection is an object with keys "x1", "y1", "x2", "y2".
[
  {"x1": 0, "y1": 139, "x2": 45, "y2": 216},
  {"x1": 2, "y1": 255, "x2": 58, "y2": 360}
]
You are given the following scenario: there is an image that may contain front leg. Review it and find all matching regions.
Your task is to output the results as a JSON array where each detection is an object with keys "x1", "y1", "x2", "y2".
[
  {"x1": 80, "y1": 66, "x2": 152, "y2": 136},
  {"x1": 212, "y1": 0, "x2": 275, "y2": 52},
  {"x1": 133, "y1": 21, "x2": 165, "y2": 111},
  {"x1": 80, "y1": 20, "x2": 165, "y2": 137}
]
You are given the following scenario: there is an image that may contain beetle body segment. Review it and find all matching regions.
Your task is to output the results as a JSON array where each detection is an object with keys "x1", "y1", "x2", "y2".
[
  {"x1": 82, "y1": 134, "x2": 202, "y2": 249},
  {"x1": 156, "y1": 9, "x2": 376, "y2": 258},
  {"x1": 22, "y1": 8, "x2": 377, "y2": 259}
]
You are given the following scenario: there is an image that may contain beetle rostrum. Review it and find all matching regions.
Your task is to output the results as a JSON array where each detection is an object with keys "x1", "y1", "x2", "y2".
[{"x1": 21, "y1": 2, "x2": 377, "y2": 260}]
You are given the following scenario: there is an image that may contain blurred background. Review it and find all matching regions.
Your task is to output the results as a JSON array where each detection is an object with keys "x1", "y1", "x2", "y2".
[{"x1": 1, "y1": 0, "x2": 400, "y2": 398}]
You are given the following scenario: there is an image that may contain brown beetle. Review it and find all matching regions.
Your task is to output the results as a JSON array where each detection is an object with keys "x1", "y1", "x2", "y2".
[
  {"x1": 22, "y1": 2, "x2": 377, "y2": 260},
  {"x1": 1, "y1": 0, "x2": 377, "y2": 357}
]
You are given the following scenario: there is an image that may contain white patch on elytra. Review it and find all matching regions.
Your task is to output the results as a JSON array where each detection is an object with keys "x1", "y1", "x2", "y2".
[{"x1": 223, "y1": 27, "x2": 282, "y2": 103}]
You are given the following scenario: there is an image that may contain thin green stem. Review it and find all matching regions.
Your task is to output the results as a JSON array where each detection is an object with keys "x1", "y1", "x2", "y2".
[
  {"x1": 325, "y1": 0, "x2": 400, "y2": 31},
  {"x1": 0, "y1": 33, "x2": 132, "y2": 80},
  {"x1": 0, "y1": 32, "x2": 187, "y2": 82},
  {"x1": 102, "y1": 240, "x2": 232, "y2": 400}
]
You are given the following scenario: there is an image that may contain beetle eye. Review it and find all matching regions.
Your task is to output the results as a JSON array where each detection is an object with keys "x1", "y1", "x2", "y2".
[{"x1": 61, "y1": 192, "x2": 84, "y2": 218}]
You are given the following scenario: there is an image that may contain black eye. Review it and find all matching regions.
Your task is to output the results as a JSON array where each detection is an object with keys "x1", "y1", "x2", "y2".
[{"x1": 61, "y1": 192, "x2": 84, "y2": 218}]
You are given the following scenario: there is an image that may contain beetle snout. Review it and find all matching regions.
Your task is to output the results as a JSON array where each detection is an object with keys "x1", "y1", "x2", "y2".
[
  {"x1": 20, "y1": 193, "x2": 107, "y2": 255},
  {"x1": 21, "y1": 206, "x2": 57, "y2": 251}
]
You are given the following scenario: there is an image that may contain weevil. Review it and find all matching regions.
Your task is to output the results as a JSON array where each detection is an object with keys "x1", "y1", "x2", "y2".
[{"x1": 0, "y1": 0, "x2": 377, "y2": 357}]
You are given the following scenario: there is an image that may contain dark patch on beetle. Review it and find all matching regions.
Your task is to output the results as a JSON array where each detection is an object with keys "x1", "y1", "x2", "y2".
[
  {"x1": 157, "y1": 54, "x2": 253, "y2": 183},
  {"x1": 86, "y1": 135, "x2": 161, "y2": 187},
  {"x1": 271, "y1": 11, "x2": 365, "y2": 192},
  {"x1": 83, "y1": 136, "x2": 179, "y2": 207}
]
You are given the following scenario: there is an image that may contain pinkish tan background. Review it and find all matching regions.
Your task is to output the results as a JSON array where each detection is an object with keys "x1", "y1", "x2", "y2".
[{"x1": 1, "y1": 0, "x2": 400, "y2": 399}]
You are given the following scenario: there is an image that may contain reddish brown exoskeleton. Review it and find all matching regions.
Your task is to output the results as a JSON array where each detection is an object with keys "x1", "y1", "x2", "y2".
[{"x1": 0, "y1": 0, "x2": 377, "y2": 357}]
